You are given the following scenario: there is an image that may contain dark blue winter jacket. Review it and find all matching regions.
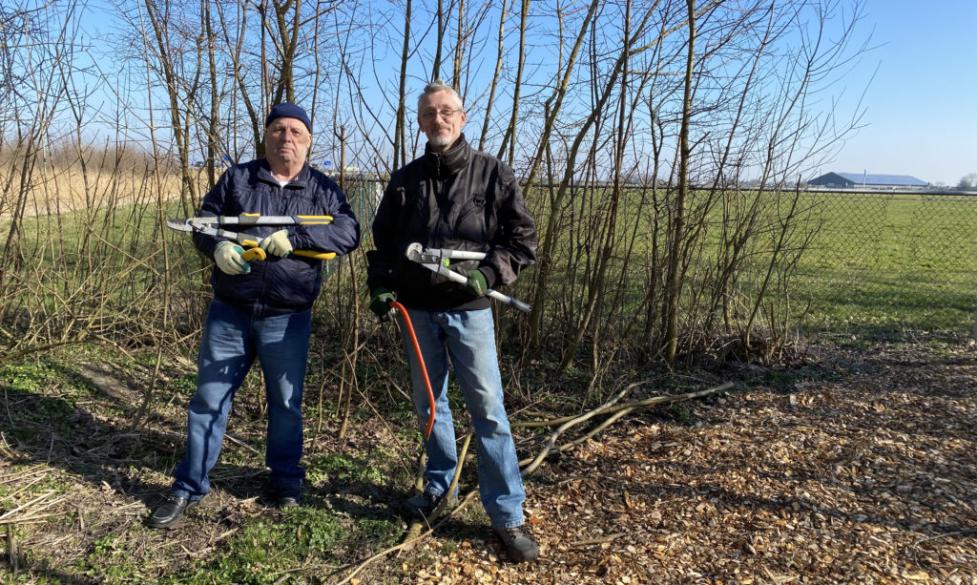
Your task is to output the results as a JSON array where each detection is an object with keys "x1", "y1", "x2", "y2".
[{"x1": 193, "y1": 159, "x2": 360, "y2": 316}]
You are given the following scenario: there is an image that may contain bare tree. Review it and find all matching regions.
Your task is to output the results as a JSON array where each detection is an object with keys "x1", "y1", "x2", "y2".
[
  {"x1": 495, "y1": 0, "x2": 529, "y2": 165},
  {"x1": 393, "y1": 0, "x2": 413, "y2": 171},
  {"x1": 661, "y1": 0, "x2": 696, "y2": 364},
  {"x1": 1, "y1": 0, "x2": 871, "y2": 390}
]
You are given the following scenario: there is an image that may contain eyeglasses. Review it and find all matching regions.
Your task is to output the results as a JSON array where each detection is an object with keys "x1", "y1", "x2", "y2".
[{"x1": 420, "y1": 107, "x2": 463, "y2": 121}]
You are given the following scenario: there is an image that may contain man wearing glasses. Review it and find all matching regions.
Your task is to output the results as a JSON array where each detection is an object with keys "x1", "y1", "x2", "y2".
[{"x1": 367, "y1": 81, "x2": 539, "y2": 562}]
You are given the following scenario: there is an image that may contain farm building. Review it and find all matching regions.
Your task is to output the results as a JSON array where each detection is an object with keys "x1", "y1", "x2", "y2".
[{"x1": 807, "y1": 172, "x2": 928, "y2": 189}]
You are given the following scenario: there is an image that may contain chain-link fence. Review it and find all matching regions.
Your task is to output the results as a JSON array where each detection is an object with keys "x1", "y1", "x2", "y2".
[
  {"x1": 344, "y1": 178, "x2": 977, "y2": 337},
  {"x1": 791, "y1": 191, "x2": 977, "y2": 334},
  {"x1": 321, "y1": 177, "x2": 383, "y2": 279}
]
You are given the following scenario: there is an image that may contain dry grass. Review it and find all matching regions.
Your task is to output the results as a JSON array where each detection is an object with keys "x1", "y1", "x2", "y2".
[{"x1": 0, "y1": 158, "x2": 202, "y2": 219}]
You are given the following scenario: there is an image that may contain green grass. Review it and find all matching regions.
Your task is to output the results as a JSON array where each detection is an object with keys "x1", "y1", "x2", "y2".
[
  {"x1": 4, "y1": 186, "x2": 976, "y2": 348},
  {"x1": 781, "y1": 193, "x2": 977, "y2": 334},
  {"x1": 0, "y1": 346, "x2": 410, "y2": 585},
  {"x1": 306, "y1": 452, "x2": 386, "y2": 485},
  {"x1": 593, "y1": 189, "x2": 977, "y2": 338},
  {"x1": 163, "y1": 510, "x2": 344, "y2": 585}
]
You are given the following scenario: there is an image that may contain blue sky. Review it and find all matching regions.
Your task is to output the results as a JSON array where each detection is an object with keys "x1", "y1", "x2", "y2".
[
  {"x1": 68, "y1": 0, "x2": 976, "y2": 185},
  {"x1": 819, "y1": 0, "x2": 977, "y2": 185}
]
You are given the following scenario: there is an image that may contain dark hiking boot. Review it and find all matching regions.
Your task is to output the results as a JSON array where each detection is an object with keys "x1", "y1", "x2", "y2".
[
  {"x1": 403, "y1": 490, "x2": 457, "y2": 522},
  {"x1": 146, "y1": 495, "x2": 197, "y2": 529},
  {"x1": 262, "y1": 483, "x2": 302, "y2": 509},
  {"x1": 495, "y1": 525, "x2": 540, "y2": 562},
  {"x1": 274, "y1": 495, "x2": 301, "y2": 509}
]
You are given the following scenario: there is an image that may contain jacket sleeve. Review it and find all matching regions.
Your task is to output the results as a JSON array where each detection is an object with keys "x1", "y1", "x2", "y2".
[
  {"x1": 480, "y1": 163, "x2": 538, "y2": 288},
  {"x1": 286, "y1": 176, "x2": 360, "y2": 256},
  {"x1": 365, "y1": 178, "x2": 403, "y2": 292},
  {"x1": 191, "y1": 171, "x2": 233, "y2": 259}
]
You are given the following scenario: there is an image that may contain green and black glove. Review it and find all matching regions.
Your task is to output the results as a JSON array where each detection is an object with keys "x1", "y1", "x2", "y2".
[
  {"x1": 465, "y1": 268, "x2": 489, "y2": 298},
  {"x1": 369, "y1": 287, "x2": 397, "y2": 318}
]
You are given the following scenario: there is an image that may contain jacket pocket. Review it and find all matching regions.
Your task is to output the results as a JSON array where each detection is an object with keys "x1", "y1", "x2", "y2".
[{"x1": 454, "y1": 195, "x2": 487, "y2": 241}]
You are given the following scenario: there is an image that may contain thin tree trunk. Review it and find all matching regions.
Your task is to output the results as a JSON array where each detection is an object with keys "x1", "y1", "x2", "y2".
[
  {"x1": 394, "y1": 0, "x2": 412, "y2": 171},
  {"x1": 478, "y1": 0, "x2": 508, "y2": 151},
  {"x1": 431, "y1": 0, "x2": 444, "y2": 81},
  {"x1": 452, "y1": 0, "x2": 465, "y2": 89},
  {"x1": 558, "y1": 0, "x2": 631, "y2": 374},
  {"x1": 496, "y1": 0, "x2": 528, "y2": 165},
  {"x1": 142, "y1": 0, "x2": 199, "y2": 208},
  {"x1": 204, "y1": 0, "x2": 220, "y2": 189},
  {"x1": 527, "y1": 2, "x2": 663, "y2": 353},
  {"x1": 662, "y1": 0, "x2": 696, "y2": 364}
]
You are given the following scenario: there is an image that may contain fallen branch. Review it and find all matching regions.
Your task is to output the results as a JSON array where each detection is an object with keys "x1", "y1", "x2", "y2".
[
  {"x1": 513, "y1": 380, "x2": 644, "y2": 429},
  {"x1": 520, "y1": 382, "x2": 734, "y2": 475},
  {"x1": 336, "y1": 431, "x2": 475, "y2": 584},
  {"x1": 335, "y1": 381, "x2": 733, "y2": 582},
  {"x1": 335, "y1": 489, "x2": 480, "y2": 585},
  {"x1": 0, "y1": 490, "x2": 65, "y2": 525}
]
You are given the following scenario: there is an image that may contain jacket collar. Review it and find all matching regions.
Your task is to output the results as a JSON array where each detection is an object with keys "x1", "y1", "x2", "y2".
[
  {"x1": 424, "y1": 133, "x2": 470, "y2": 178},
  {"x1": 258, "y1": 159, "x2": 310, "y2": 187}
]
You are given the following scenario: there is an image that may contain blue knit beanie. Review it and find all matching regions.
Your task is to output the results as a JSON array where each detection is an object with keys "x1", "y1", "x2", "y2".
[{"x1": 265, "y1": 103, "x2": 312, "y2": 133}]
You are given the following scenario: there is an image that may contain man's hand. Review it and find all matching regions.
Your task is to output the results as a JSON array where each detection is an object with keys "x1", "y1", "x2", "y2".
[
  {"x1": 465, "y1": 268, "x2": 488, "y2": 297},
  {"x1": 214, "y1": 240, "x2": 251, "y2": 275},
  {"x1": 369, "y1": 288, "x2": 397, "y2": 318},
  {"x1": 259, "y1": 229, "x2": 293, "y2": 257}
]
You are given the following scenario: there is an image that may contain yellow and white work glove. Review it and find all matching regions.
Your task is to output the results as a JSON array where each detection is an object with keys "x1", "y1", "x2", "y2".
[
  {"x1": 259, "y1": 229, "x2": 293, "y2": 257},
  {"x1": 214, "y1": 240, "x2": 251, "y2": 275}
]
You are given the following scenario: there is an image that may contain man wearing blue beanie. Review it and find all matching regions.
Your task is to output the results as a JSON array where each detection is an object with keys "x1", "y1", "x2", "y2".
[
  {"x1": 147, "y1": 103, "x2": 360, "y2": 528},
  {"x1": 265, "y1": 102, "x2": 312, "y2": 134}
]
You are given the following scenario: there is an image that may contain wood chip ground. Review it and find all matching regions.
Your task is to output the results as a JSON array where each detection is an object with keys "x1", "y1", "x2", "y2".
[{"x1": 2, "y1": 337, "x2": 975, "y2": 584}]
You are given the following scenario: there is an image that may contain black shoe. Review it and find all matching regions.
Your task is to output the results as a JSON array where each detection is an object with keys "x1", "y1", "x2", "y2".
[
  {"x1": 273, "y1": 495, "x2": 301, "y2": 509},
  {"x1": 262, "y1": 483, "x2": 302, "y2": 509},
  {"x1": 403, "y1": 490, "x2": 457, "y2": 522},
  {"x1": 146, "y1": 495, "x2": 196, "y2": 529},
  {"x1": 495, "y1": 525, "x2": 540, "y2": 562}
]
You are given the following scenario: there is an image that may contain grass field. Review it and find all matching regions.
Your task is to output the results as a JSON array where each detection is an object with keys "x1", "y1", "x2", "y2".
[
  {"x1": 3, "y1": 184, "x2": 975, "y2": 342},
  {"x1": 786, "y1": 192, "x2": 977, "y2": 334},
  {"x1": 518, "y1": 185, "x2": 977, "y2": 341}
]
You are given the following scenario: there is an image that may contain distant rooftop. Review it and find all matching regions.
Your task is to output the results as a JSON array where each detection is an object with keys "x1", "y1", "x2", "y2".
[{"x1": 830, "y1": 172, "x2": 928, "y2": 186}]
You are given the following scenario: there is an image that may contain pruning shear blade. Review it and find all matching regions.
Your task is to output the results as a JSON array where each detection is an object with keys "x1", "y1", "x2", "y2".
[
  {"x1": 404, "y1": 242, "x2": 531, "y2": 313},
  {"x1": 165, "y1": 217, "x2": 337, "y2": 261}
]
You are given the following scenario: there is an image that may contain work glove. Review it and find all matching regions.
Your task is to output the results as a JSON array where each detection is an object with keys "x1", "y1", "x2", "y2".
[
  {"x1": 259, "y1": 229, "x2": 293, "y2": 257},
  {"x1": 214, "y1": 240, "x2": 251, "y2": 275},
  {"x1": 465, "y1": 268, "x2": 489, "y2": 298},
  {"x1": 369, "y1": 287, "x2": 397, "y2": 318}
]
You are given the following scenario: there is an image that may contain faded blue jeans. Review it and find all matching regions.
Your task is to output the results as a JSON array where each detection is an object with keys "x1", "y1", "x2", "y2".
[
  {"x1": 171, "y1": 299, "x2": 310, "y2": 500},
  {"x1": 399, "y1": 307, "x2": 526, "y2": 529}
]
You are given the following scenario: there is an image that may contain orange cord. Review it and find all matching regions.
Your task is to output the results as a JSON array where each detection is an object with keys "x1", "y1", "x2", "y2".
[{"x1": 390, "y1": 301, "x2": 436, "y2": 440}]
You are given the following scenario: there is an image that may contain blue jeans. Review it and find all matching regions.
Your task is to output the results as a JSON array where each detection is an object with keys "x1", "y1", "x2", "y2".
[
  {"x1": 171, "y1": 299, "x2": 311, "y2": 500},
  {"x1": 399, "y1": 308, "x2": 526, "y2": 529}
]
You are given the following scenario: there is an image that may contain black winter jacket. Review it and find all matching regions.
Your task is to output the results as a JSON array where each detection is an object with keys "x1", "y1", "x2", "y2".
[
  {"x1": 194, "y1": 159, "x2": 360, "y2": 316},
  {"x1": 367, "y1": 134, "x2": 537, "y2": 311}
]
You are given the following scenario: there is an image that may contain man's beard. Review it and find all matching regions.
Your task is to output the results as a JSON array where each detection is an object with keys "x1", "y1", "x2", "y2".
[{"x1": 428, "y1": 133, "x2": 452, "y2": 147}]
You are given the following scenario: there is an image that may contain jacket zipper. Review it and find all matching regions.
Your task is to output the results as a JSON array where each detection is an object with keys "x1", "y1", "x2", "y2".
[{"x1": 256, "y1": 182, "x2": 283, "y2": 315}]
